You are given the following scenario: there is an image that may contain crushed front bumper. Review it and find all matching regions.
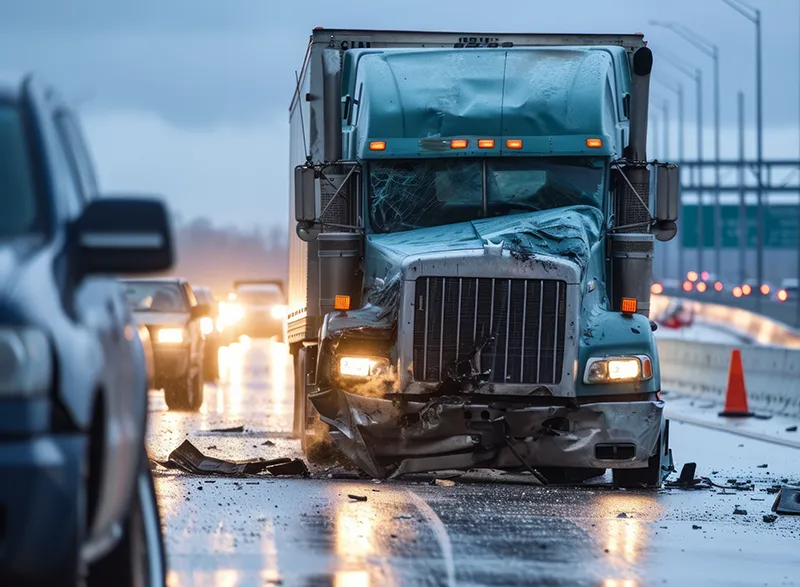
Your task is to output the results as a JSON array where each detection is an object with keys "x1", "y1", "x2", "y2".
[{"x1": 314, "y1": 389, "x2": 664, "y2": 479}]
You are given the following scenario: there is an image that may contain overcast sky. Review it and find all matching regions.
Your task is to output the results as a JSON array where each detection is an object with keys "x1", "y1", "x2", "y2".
[{"x1": 0, "y1": 0, "x2": 797, "y2": 231}]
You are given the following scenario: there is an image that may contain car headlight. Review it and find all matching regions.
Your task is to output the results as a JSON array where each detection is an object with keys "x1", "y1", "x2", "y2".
[
  {"x1": 200, "y1": 317, "x2": 214, "y2": 336},
  {"x1": 339, "y1": 356, "x2": 391, "y2": 378},
  {"x1": 157, "y1": 328, "x2": 184, "y2": 344},
  {"x1": 271, "y1": 305, "x2": 287, "y2": 320},
  {"x1": 219, "y1": 302, "x2": 243, "y2": 326},
  {"x1": 584, "y1": 355, "x2": 652, "y2": 384},
  {"x1": 0, "y1": 327, "x2": 52, "y2": 397}
]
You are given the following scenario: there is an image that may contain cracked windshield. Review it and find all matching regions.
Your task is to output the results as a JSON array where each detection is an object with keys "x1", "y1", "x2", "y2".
[
  {"x1": 3, "y1": 2, "x2": 799, "y2": 587},
  {"x1": 369, "y1": 157, "x2": 605, "y2": 233}
]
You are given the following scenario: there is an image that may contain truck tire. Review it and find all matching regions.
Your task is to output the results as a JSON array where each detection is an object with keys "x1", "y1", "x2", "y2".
[
  {"x1": 612, "y1": 420, "x2": 672, "y2": 489},
  {"x1": 293, "y1": 347, "x2": 325, "y2": 453},
  {"x1": 164, "y1": 372, "x2": 202, "y2": 412},
  {"x1": 88, "y1": 449, "x2": 167, "y2": 587}
]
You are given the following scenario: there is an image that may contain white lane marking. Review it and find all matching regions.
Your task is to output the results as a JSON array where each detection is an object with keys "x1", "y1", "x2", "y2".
[
  {"x1": 667, "y1": 412, "x2": 800, "y2": 450},
  {"x1": 405, "y1": 489, "x2": 456, "y2": 587}
]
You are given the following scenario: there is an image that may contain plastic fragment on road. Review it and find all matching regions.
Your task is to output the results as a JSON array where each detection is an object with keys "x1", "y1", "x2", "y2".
[
  {"x1": 155, "y1": 439, "x2": 308, "y2": 477},
  {"x1": 772, "y1": 486, "x2": 800, "y2": 515}
]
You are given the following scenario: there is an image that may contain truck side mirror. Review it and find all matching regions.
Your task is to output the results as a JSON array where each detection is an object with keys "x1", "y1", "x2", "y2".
[
  {"x1": 652, "y1": 162, "x2": 679, "y2": 242},
  {"x1": 295, "y1": 166, "x2": 320, "y2": 223}
]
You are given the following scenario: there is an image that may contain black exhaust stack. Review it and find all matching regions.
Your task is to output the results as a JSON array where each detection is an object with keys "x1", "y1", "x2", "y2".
[{"x1": 611, "y1": 47, "x2": 654, "y2": 317}]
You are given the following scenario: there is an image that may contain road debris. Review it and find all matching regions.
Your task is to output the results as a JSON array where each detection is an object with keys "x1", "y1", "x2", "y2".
[
  {"x1": 348, "y1": 494, "x2": 368, "y2": 502},
  {"x1": 771, "y1": 486, "x2": 800, "y2": 515},
  {"x1": 692, "y1": 524, "x2": 702, "y2": 530},
  {"x1": 209, "y1": 425, "x2": 245, "y2": 433},
  {"x1": 786, "y1": 426, "x2": 798, "y2": 432},
  {"x1": 262, "y1": 440, "x2": 276, "y2": 446},
  {"x1": 733, "y1": 507, "x2": 747, "y2": 515},
  {"x1": 153, "y1": 439, "x2": 308, "y2": 477},
  {"x1": 433, "y1": 479, "x2": 456, "y2": 487},
  {"x1": 616, "y1": 513, "x2": 628, "y2": 518},
  {"x1": 757, "y1": 464, "x2": 768, "y2": 468},
  {"x1": 763, "y1": 514, "x2": 778, "y2": 523}
]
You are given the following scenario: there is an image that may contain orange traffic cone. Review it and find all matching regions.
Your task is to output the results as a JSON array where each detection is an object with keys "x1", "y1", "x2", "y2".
[{"x1": 719, "y1": 349, "x2": 754, "y2": 418}]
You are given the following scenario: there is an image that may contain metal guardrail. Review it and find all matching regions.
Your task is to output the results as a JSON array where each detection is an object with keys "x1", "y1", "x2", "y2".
[{"x1": 661, "y1": 287, "x2": 800, "y2": 329}]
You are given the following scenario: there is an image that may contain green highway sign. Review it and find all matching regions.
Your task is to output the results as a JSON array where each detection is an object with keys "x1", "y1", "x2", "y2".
[{"x1": 681, "y1": 204, "x2": 800, "y2": 249}]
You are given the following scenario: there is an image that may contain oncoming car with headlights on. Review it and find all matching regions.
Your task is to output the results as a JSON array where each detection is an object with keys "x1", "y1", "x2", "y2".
[
  {"x1": 123, "y1": 278, "x2": 211, "y2": 410},
  {"x1": 218, "y1": 280, "x2": 287, "y2": 343}
]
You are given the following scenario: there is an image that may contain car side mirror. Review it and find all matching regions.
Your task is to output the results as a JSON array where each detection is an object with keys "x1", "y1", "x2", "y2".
[
  {"x1": 652, "y1": 162, "x2": 679, "y2": 242},
  {"x1": 191, "y1": 304, "x2": 212, "y2": 319},
  {"x1": 73, "y1": 196, "x2": 174, "y2": 276}
]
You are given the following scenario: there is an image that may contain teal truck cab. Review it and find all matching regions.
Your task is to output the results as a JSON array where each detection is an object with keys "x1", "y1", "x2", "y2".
[{"x1": 288, "y1": 29, "x2": 680, "y2": 486}]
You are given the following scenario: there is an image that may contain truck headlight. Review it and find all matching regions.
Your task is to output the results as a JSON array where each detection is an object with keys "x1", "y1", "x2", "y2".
[
  {"x1": 584, "y1": 355, "x2": 652, "y2": 384},
  {"x1": 339, "y1": 356, "x2": 391, "y2": 378},
  {"x1": 219, "y1": 302, "x2": 243, "y2": 326},
  {"x1": 157, "y1": 328, "x2": 184, "y2": 344},
  {"x1": 0, "y1": 327, "x2": 52, "y2": 397}
]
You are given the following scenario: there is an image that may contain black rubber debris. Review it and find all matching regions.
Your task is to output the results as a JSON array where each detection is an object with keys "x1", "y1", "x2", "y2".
[
  {"x1": 209, "y1": 425, "x2": 245, "y2": 433},
  {"x1": 757, "y1": 464, "x2": 768, "y2": 468},
  {"x1": 786, "y1": 426, "x2": 798, "y2": 432},
  {"x1": 348, "y1": 494, "x2": 368, "y2": 502},
  {"x1": 692, "y1": 524, "x2": 702, "y2": 530},
  {"x1": 763, "y1": 514, "x2": 778, "y2": 523},
  {"x1": 772, "y1": 486, "x2": 800, "y2": 515},
  {"x1": 733, "y1": 507, "x2": 747, "y2": 515},
  {"x1": 154, "y1": 439, "x2": 308, "y2": 477}
]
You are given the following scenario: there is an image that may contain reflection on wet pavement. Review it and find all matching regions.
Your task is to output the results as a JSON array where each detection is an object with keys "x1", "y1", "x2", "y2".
[{"x1": 148, "y1": 339, "x2": 800, "y2": 587}]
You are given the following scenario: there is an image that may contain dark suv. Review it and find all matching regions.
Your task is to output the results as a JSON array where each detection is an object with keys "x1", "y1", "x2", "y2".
[
  {"x1": 0, "y1": 76, "x2": 172, "y2": 585},
  {"x1": 122, "y1": 278, "x2": 210, "y2": 410}
]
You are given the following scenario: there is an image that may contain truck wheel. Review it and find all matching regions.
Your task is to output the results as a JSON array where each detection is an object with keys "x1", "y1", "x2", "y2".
[
  {"x1": 292, "y1": 351, "x2": 304, "y2": 440},
  {"x1": 612, "y1": 421, "x2": 672, "y2": 489},
  {"x1": 88, "y1": 449, "x2": 167, "y2": 587}
]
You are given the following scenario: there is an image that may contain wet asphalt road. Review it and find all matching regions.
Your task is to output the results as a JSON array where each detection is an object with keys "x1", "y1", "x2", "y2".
[{"x1": 147, "y1": 339, "x2": 800, "y2": 587}]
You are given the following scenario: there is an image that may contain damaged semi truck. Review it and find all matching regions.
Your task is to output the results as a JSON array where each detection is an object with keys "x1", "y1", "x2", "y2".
[{"x1": 288, "y1": 29, "x2": 680, "y2": 486}]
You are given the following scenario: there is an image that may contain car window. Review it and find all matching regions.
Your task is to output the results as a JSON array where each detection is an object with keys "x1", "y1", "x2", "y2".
[
  {"x1": 0, "y1": 102, "x2": 43, "y2": 237},
  {"x1": 123, "y1": 282, "x2": 189, "y2": 313},
  {"x1": 54, "y1": 112, "x2": 99, "y2": 202}
]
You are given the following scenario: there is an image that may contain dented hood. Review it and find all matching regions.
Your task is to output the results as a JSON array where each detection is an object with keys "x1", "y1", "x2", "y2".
[{"x1": 366, "y1": 205, "x2": 604, "y2": 281}]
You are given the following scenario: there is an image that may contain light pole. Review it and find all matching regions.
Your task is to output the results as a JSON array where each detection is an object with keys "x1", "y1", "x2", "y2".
[
  {"x1": 650, "y1": 21, "x2": 722, "y2": 280},
  {"x1": 660, "y1": 49, "x2": 704, "y2": 275},
  {"x1": 653, "y1": 76, "x2": 686, "y2": 280},
  {"x1": 723, "y1": 0, "x2": 764, "y2": 300}
]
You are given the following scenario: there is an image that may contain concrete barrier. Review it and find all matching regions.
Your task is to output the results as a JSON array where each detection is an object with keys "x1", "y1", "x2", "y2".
[
  {"x1": 651, "y1": 295, "x2": 800, "y2": 349},
  {"x1": 657, "y1": 338, "x2": 800, "y2": 418}
]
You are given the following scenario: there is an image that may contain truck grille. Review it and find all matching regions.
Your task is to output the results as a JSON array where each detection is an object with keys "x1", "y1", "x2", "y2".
[{"x1": 412, "y1": 277, "x2": 567, "y2": 385}]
